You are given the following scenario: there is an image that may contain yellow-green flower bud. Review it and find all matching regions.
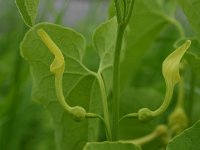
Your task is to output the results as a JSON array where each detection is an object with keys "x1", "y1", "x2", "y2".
[
  {"x1": 155, "y1": 125, "x2": 168, "y2": 137},
  {"x1": 168, "y1": 107, "x2": 188, "y2": 135}
]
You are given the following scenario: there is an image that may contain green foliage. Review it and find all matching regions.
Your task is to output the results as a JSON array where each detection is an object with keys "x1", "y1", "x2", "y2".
[
  {"x1": 16, "y1": 0, "x2": 39, "y2": 27},
  {"x1": 11, "y1": 0, "x2": 200, "y2": 149},
  {"x1": 21, "y1": 23, "x2": 96, "y2": 149},
  {"x1": 120, "y1": 0, "x2": 180, "y2": 88},
  {"x1": 20, "y1": 17, "x2": 118, "y2": 149}
]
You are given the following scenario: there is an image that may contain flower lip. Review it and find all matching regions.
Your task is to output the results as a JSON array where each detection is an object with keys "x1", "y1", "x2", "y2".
[{"x1": 162, "y1": 40, "x2": 191, "y2": 86}]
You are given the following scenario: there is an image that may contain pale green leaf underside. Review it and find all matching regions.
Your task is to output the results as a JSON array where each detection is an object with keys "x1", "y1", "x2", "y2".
[
  {"x1": 16, "y1": 0, "x2": 39, "y2": 27},
  {"x1": 20, "y1": 17, "x2": 117, "y2": 149},
  {"x1": 167, "y1": 120, "x2": 200, "y2": 150},
  {"x1": 94, "y1": 17, "x2": 117, "y2": 73},
  {"x1": 84, "y1": 142, "x2": 142, "y2": 150},
  {"x1": 93, "y1": 17, "x2": 117, "y2": 93}
]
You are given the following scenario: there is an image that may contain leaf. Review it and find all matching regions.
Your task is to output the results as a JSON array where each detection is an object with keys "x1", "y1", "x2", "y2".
[
  {"x1": 184, "y1": 51, "x2": 200, "y2": 124},
  {"x1": 94, "y1": 17, "x2": 117, "y2": 73},
  {"x1": 88, "y1": 17, "x2": 118, "y2": 141},
  {"x1": 166, "y1": 120, "x2": 200, "y2": 150},
  {"x1": 20, "y1": 17, "x2": 118, "y2": 149},
  {"x1": 132, "y1": 25, "x2": 180, "y2": 87},
  {"x1": 178, "y1": 0, "x2": 200, "y2": 40},
  {"x1": 93, "y1": 17, "x2": 117, "y2": 93},
  {"x1": 20, "y1": 23, "x2": 99, "y2": 150},
  {"x1": 83, "y1": 142, "x2": 141, "y2": 150},
  {"x1": 16, "y1": 0, "x2": 39, "y2": 27},
  {"x1": 119, "y1": 0, "x2": 178, "y2": 88}
]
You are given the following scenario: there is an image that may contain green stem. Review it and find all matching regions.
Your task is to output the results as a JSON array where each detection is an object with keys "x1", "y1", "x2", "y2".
[
  {"x1": 121, "y1": 131, "x2": 158, "y2": 146},
  {"x1": 152, "y1": 82, "x2": 174, "y2": 116},
  {"x1": 119, "y1": 113, "x2": 138, "y2": 122},
  {"x1": 114, "y1": 0, "x2": 123, "y2": 23},
  {"x1": 55, "y1": 72, "x2": 72, "y2": 112},
  {"x1": 124, "y1": 0, "x2": 135, "y2": 26},
  {"x1": 120, "y1": 125, "x2": 168, "y2": 146},
  {"x1": 122, "y1": 0, "x2": 127, "y2": 20},
  {"x1": 96, "y1": 74, "x2": 112, "y2": 141},
  {"x1": 86, "y1": 113, "x2": 109, "y2": 137},
  {"x1": 112, "y1": 0, "x2": 135, "y2": 140},
  {"x1": 112, "y1": 25, "x2": 125, "y2": 141}
]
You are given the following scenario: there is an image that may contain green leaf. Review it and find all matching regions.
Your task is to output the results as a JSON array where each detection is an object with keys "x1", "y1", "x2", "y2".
[
  {"x1": 132, "y1": 25, "x2": 179, "y2": 87},
  {"x1": 93, "y1": 17, "x2": 117, "y2": 93},
  {"x1": 178, "y1": 0, "x2": 200, "y2": 40},
  {"x1": 94, "y1": 17, "x2": 117, "y2": 73},
  {"x1": 166, "y1": 120, "x2": 200, "y2": 150},
  {"x1": 16, "y1": 0, "x2": 39, "y2": 27},
  {"x1": 119, "y1": 0, "x2": 179, "y2": 88},
  {"x1": 20, "y1": 17, "x2": 118, "y2": 149},
  {"x1": 84, "y1": 142, "x2": 141, "y2": 150},
  {"x1": 89, "y1": 17, "x2": 118, "y2": 141},
  {"x1": 184, "y1": 51, "x2": 200, "y2": 124},
  {"x1": 20, "y1": 23, "x2": 99, "y2": 150}
]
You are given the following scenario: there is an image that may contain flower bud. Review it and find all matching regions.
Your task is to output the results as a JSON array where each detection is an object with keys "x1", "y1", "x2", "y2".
[{"x1": 168, "y1": 107, "x2": 188, "y2": 135}]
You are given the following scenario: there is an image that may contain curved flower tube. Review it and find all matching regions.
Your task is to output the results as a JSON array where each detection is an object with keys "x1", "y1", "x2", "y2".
[
  {"x1": 120, "y1": 40, "x2": 191, "y2": 123},
  {"x1": 37, "y1": 29, "x2": 92, "y2": 121},
  {"x1": 151, "y1": 40, "x2": 191, "y2": 117}
]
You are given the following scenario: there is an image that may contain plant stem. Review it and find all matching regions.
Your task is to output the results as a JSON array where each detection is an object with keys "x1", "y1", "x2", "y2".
[
  {"x1": 96, "y1": 74, "x2": 112, "y2": 141},
  {"x1": 112, "y1": 25, "x2": 125, "y2": 141},
  {"x1": 114, "y1": 0, "x2": 123, "y2": 23},
  {"x1": 152, "y1": 83, "x2": 174, "y2": 116},
  {"x1": 112, "y1": 0, "x2": 135, "y2": 141},
  {"x1": 120, "y1": 125, "x2": 168, "y2": 146}
]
